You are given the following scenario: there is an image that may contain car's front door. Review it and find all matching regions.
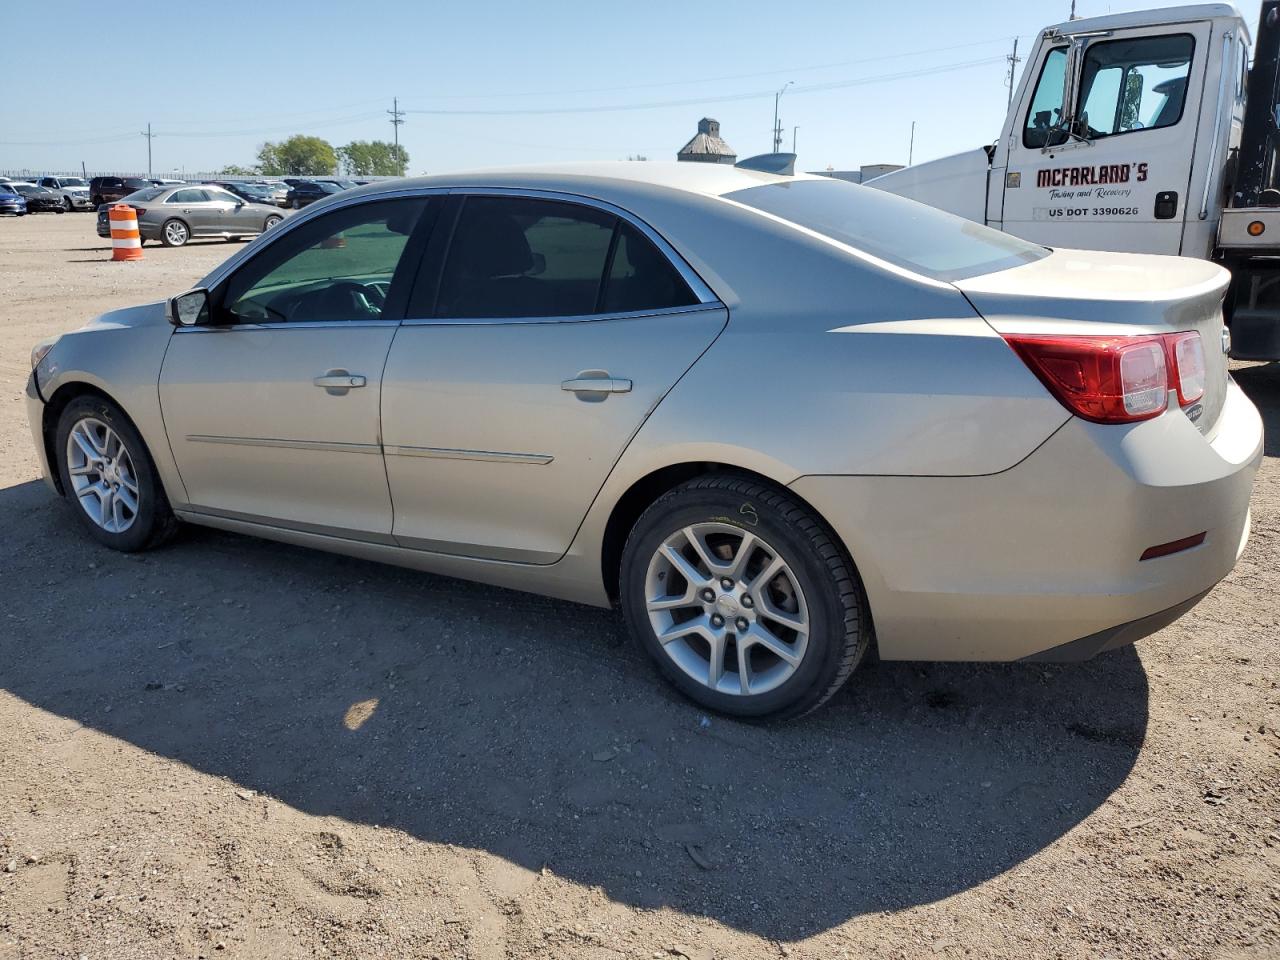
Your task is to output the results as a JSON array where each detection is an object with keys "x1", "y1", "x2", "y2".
[
  {"x1": 163, "y1": 188, "x2": 219, "y2": 235},
  {"x1": 998, "y1": 22, "x2": 1209, "y2": 254},
  {"x1": 159, "y1": 196, "x2": 434, "y2": 537},
  {"x1": 380, "y1": 193, "x2": 727, "y2": 563}
]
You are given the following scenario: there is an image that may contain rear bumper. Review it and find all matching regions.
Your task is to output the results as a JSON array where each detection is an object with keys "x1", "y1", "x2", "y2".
[{"x1": 790, "y1": 380, "x2": 1263, "y2": 662}]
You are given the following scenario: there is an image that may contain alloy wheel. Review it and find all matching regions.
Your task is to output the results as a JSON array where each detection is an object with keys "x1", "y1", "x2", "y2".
[
  {"x1": 164, "y1": 220, "x2": 188, "y2": 245},
  {"x1": 644, "y1": 522, "x2": 809, "y2": 696},
  {"x1": 65, "y1": 418, "x2": 140, "y2": 533}
]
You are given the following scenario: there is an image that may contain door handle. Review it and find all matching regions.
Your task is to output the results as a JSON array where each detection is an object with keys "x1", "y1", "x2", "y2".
[
  {"x1": 561, "y1": 376, "x2": 632, "y2": 394},
  {"x1": 314, "y1": 370, "x2": 366, "y2": 395}
]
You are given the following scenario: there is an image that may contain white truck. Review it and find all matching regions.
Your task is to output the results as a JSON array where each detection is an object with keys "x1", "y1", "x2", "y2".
[{"x1": 870, "y1": 2, "x2": 1280, "y2": 360}]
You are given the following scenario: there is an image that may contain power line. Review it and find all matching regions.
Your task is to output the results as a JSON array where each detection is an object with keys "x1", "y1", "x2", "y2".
[{"x1": 403, "y1": 56, "x2": 1006, "y2": 117}]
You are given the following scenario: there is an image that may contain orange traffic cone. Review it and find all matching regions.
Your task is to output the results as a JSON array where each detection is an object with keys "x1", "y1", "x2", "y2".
[{"x1": 109, "y1": 204, "x2": 143, "y2": 261}]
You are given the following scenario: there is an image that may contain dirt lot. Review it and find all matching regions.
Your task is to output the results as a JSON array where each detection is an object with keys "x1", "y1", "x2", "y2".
[{"x1": 0, "y1": 213, "x2": 1277, "y2": 960}]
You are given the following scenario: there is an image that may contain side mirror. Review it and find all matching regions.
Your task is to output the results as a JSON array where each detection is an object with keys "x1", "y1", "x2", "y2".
[{"x1": 169, "y1": 288, "x2": 211, "y2": 327}]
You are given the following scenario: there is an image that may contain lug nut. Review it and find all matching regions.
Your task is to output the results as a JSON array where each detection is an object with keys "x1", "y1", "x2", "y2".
[
  {"x1": 700, "y1": 588, "x2": 716, "y2": 602},
  {"x1": 720, "y1": 578, "x2": 734, "y2": 590},
  {"x1": 710, "y1": 614, "x2": 724, "y2": 628},
  {"x1": 736, "y1": 617, "x2": 749, "y2": 632},
  {"x1": 741, "y1": 595, "x2": 754, "y2": 608}
]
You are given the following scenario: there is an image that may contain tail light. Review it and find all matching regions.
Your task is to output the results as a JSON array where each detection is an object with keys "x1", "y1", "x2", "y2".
[
  {"x1": 1004, "y1": 331, "x2": 1206, "y2": 424},
  {"x1": 131, "y1": 207, "x2": 147, "y2": 217}
]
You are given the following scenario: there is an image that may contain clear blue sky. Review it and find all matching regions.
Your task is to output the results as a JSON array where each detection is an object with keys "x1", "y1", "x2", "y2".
[{"x1": 0, "y1": 0, "x2": 1263, "y2": 177}]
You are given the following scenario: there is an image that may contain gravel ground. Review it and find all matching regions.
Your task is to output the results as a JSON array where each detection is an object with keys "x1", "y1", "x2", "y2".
[{"x1": 0, "y1": 213, "x2": 1277, "y2": 960}]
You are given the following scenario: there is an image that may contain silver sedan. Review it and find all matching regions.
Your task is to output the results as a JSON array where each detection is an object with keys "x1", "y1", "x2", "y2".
[
  {"x1": 31, "y1": 163, "x2": 1263, "y2": 719},
  {"x1": 96, "y1": 185, "x2": 285, "y2": 247}
]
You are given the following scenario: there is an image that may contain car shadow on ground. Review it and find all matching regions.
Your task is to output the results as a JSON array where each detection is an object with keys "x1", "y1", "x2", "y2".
[{"x1": 1, "y1": 476, "x2": 1148, "y2": 940}]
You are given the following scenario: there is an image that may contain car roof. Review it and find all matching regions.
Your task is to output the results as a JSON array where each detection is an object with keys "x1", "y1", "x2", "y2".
[{"x1": 347, "y1": 161, "x2": 817, "y2": 205}]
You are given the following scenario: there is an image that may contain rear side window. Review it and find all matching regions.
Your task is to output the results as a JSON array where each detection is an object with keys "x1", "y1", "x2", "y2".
[
  {"x1": 725, "y1": 179, "x2": 1047, "y2": 282},
  {"x1": 602, "y1": 221, "x2": 698, "y2": 313},
  {"x1": 168, "y1": 189, "x2": 207, "y2": 204},
  {"x1": 436, "y1": 196, "x2": 697, "y2": 319}
]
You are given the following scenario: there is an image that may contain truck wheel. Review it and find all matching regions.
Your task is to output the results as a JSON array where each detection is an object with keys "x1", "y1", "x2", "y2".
[{"x1": 62, "y1": 196, "x2": 73, "y2": 211}]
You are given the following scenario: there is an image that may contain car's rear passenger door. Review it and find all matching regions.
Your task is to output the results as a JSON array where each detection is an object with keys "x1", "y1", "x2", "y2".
[{"x1": 380, "y1": 191, "x2": 727, "y2": 564}]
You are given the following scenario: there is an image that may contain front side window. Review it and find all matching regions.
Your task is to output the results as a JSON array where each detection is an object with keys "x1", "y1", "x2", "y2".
[
  {"x1": 222, "y1": 198, "x2": 427, "y2": 324},
  {"x1": 1077, "y1": 34, "x2": 1194, "y2": 138},
  {"x1": 726, "y1": 179, "x2": 1047, "y2": 282},
  {"x1": 436, "y1": 196, "x2": 697, "y2": 319},
  {"x1": 1024, "y1": 47, "x2": 1068, "y2": 148}
]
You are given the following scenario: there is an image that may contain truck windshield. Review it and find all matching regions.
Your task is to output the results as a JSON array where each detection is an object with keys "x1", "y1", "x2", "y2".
[{"x1": 724, "y1": 179, "x2": 1048, "y2": 282}]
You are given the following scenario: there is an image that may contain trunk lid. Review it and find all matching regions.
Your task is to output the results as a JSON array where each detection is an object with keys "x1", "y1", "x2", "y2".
[{"x1": 954, "y1": 247, "x2": 1231, "y2": 434}]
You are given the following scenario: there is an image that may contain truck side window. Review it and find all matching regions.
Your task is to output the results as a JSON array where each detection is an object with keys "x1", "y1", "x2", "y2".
[
  {"x1": 1077, "y1": 34, "x2": 1195, "y2": 138},
  {"x1": 1023, "y1": 47, "x2": 1068, "y2": 148}
]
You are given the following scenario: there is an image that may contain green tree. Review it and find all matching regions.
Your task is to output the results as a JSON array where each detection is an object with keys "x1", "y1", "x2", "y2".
[
  {"x1": 337, "y1": 140, "x2": 409, "y2": 177},
  {"x1": 257, "y1": 135, "x2": 338, "y2": 176},
  {"x1": 218, "y1": 163, "x2": 258, "y2": 177}
]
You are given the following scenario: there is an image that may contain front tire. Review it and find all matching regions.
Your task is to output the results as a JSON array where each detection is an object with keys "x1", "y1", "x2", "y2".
[
  {"x1": 62, "y1": 196, "x2": 73, "y2": 211},
  {"x1": 160, "y1": 218, "x2": 189, "y2": 247},
  {"x1": 54, "y1": 395, "x2": 178, "y2": 552},
  {"x1": 620, "y1": 474, "x2": 870, "y2": 720}
]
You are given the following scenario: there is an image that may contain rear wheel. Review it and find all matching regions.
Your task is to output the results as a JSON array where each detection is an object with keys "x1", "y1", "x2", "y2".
[
  {"x1": 160, "y1": 218, "x2": 189, "y2": 247},
  {"x1": 54, "y1": 395, "x2": 178, "y2": 552},
  {"x1": 264, "y1": 214, "x2": 282, "y2": 231},
  {"x1": 62, "y1": 196, "x2": 73, "y2": 211},
  {"x1": 620, "y1": 474, "x2": 870, "y2": 720}
]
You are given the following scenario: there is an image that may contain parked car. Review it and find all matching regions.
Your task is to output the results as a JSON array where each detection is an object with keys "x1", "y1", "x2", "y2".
[
  {"x1": 95, "y1": 185, "x2": 283, "y2": 247},
  {"x1": 26, "y1": 163, "x2": 1263, "y2": 719},
  {"x1": 0, "y1": 184, "x2": 27, "y2": 216},
  {"x1": 36, "y1": 176, "x2": 93, "y2": 211},
  {"x1": 256, "y1": 181, "x2": 290, "y2": 206},
  {"x1": 11, "y1": 183, "x2": 66, "y2": 213},
  {"x1": 283, "y1": 180, "x2": 343, "y2": 209},
  {"x1": 206, "y1": 180, "x2": 281, "y2": 207},
  {"x1": 89, "y1": 176, "x2": 153, "y2": 206}
]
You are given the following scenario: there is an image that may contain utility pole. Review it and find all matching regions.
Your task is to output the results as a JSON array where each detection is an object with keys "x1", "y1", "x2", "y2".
[
  {"x1": 772, "y1": 81, "x2": 794, "y2": 153},
  {"x1": 792, "y1": 125, "x2": 799, "y2": 154},
  {"x1": 908, "y1": 120, "x2": 916, "y2": 166},
  {"x1": 1069, "y1": 1, "x2": 1077, "y2": 19},
  {"x1": 80, "y1": 160, "x2": 86, "y2": 178},
  {"x1": 388, "y1": 97, "x2": 407, "y2": 176},
  {"x1": 1006, "y1": 37, "x2": 1021, "y2": 107},
  {"x1": 140, "y1": 123, "x2": 156, "y2": 178}
]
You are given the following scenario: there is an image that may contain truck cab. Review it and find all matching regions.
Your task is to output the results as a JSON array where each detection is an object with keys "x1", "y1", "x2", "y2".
[{"x1": 874, "y1": 4, "x2": 1250, "y2": 259}]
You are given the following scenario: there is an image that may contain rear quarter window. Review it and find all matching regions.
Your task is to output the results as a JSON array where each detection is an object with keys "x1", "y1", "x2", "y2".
[{"x1": 724, "y1": 179, "x2": 1047, "y2": 282}]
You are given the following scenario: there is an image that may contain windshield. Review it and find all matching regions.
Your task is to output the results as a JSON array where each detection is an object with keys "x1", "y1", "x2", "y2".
[
  {"x1": 316, "y1": 182, "x2": 343, "y2": 193},
  {"x1": 62, "y1": 178, "x2": 87, "y2": 187},
  {"x1": 725, "y1": 179, "x2": 1048, "y2": 282},
  {"x1": 120, "y1": 188, "x2": 166, "y2": 203}
]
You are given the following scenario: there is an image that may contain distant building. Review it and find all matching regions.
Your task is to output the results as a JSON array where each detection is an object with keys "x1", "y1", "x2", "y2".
[
  {"x1": 811, "y1": 164, "x2": 904, "y2": 184},
  {"x1": 677, "y1": 118, "x2": 736, "y2": 164}
]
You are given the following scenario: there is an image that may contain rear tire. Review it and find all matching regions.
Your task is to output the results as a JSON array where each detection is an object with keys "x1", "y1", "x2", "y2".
[
  {"x1": 54, "y1": 395, "x2": 179, "y2": 552},
  {"x1": 62, "y1": 196, "x2": 73, "y2": 211},
  {"x1": 160, "y1": 218, "x2": 189, "y2": 247},
  {"x1": 619, "y1": 474, "x2": 870, "y2": 720},
  {"x1": 264, "y1": 215, "x2": 282, "y2": 231}
]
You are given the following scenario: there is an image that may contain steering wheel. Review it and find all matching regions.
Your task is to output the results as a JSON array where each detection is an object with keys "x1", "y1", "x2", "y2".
[{"x1": 307, "y1": 280, "x2": 386, "y2": 319}]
